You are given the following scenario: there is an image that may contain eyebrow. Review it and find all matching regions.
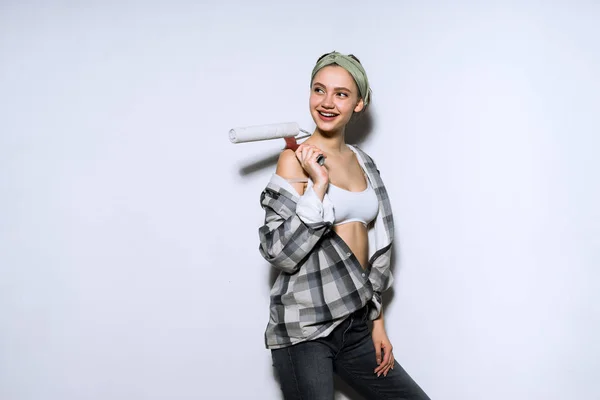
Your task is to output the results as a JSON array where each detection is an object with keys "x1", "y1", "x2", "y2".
[{"x1": 312, "y1": 82, "x2": 353, "y2": 92}]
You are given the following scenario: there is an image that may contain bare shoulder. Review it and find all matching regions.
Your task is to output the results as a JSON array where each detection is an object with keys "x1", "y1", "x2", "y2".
[
  {"x1": 275, "y1": 149, "x2": 307, "y2": 195},
  {"x1": 276, "y1": 149, "x2": 306, "y2": 179}
]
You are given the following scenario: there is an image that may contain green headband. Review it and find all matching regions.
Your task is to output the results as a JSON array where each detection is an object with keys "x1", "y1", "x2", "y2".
[{"x1": 310, "y1": 52, "x2": 371, "y2": 108}]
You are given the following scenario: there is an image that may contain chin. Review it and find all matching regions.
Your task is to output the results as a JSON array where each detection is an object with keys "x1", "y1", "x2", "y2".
[
  {"x1": 314, "y1": 122, "x2": 339, "y2": 135},
  {"x1": 311, "y1": 113, "x2": 347, "y2": 134}
]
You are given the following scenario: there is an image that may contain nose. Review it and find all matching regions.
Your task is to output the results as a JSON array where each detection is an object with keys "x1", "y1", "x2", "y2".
[{"x1": 322, "y1": 93, "x2": 334, "y2": 109}]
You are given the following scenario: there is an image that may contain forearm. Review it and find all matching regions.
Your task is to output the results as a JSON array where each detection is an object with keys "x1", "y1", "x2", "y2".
[
  {"x1": 311, "y1": 181, "x2": 328, "y2": 201},
  {"x1": 372, "y1": 309, "x2": 385, "y2": 330}
]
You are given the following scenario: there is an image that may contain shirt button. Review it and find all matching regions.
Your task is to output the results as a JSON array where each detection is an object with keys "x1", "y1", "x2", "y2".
[
  {"x1": 362, "y1": 273, "x2": 366, "y2": 277},
  {"x1": 346, "y1": 252, "x2": 352, "y2": 257}
]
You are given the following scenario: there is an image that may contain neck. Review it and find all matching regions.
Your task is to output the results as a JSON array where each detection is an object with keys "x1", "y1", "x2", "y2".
[{"x1": 310, "y1": 128, "x2": 347, "y2": 154}]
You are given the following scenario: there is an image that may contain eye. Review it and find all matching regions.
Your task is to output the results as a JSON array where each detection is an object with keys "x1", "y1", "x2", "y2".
[
  {"x1": 337, "y1": 92, "x2": 348, "y2": 98},
  {"x1": 314, "y1": 87, "x2": 325, "y2": 94}
]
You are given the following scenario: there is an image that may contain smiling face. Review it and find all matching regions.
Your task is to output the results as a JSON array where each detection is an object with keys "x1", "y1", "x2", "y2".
[{"x1": 309, "y1": 65, "x2": 364, "y2": 135}]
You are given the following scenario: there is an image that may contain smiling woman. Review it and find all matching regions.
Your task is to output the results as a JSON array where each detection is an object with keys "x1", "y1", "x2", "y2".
[{"x1": 257, "y1": 51, "x2": 430, "y2": 399}]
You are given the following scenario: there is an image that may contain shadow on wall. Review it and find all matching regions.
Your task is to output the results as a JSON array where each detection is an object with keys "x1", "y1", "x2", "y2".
[{"x1": 237, "y1": 109, "x2": 374, "y2": 177}]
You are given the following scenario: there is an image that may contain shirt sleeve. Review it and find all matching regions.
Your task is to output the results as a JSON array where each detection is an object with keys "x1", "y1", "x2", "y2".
[
  {"x1": 295, "y1": 185, "x2": 335, "y2": 225},
  {"x1": 258, "y1": 181, "x2": 333, "y2": 274},
  {"x1": 366, "y1": 252, "x2": 394, "y2": 320}
]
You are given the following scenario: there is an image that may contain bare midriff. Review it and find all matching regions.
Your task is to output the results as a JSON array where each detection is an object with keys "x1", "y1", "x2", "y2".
[{"x1": 333, "y1": 222, "x2": 369, "y2": 270}]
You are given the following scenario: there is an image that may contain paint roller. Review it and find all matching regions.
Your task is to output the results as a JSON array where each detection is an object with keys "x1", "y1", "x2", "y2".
[{"x1": 229, "y1": 122, "x2": 325, "y2": 165}]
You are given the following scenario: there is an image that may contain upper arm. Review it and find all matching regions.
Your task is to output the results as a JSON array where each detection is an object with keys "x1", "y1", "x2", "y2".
[{"x1": 275, "y1": 149, "x2": 307, "y2": 196}]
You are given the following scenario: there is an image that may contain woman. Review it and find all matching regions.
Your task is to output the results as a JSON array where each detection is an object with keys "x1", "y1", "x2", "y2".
[{"x1": 258, "y1": 51, "x2": 429, "y2": 399}]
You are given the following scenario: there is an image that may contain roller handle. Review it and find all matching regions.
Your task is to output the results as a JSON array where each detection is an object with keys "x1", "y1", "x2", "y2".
[{"x1": 284, "y1": 137, "x2": 325, "y2": 166}]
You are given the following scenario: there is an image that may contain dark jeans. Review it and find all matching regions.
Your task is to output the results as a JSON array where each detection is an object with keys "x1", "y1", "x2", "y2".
[{"x1": 271, "y1": 307, "x2": 430, "y2": 400}]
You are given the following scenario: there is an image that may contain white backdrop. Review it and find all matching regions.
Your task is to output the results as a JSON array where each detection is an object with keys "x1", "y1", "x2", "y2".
[{"x1": 1, "y1": 1, "x2": 599, "y2": 399}]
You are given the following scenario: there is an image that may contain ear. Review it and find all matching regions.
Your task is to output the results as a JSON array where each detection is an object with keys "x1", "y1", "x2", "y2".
[{"x1": 354, "y1": 98, "x2": 365, "y2": 113}]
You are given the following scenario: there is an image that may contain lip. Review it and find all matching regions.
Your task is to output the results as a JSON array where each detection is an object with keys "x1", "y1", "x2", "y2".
[{"x1": 316, "y1": 110, "x2": 339, "y2": 122}]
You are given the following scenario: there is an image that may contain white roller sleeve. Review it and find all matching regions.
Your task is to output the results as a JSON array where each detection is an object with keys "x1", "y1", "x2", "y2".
[{"x1": 228, "y1": 122, "x2": 300, "y2": 143}]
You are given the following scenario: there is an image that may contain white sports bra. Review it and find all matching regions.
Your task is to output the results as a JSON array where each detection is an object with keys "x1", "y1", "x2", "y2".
[
  {"x1": 327, "y1": 178, "x2": 379, "y2": 226},
  {"x1": 299, "y1": 176, "x2": 379, "y2": 227}
]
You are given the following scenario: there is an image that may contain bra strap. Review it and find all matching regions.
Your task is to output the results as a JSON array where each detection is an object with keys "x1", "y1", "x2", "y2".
[{"x1": 286, "y1": 177, "x2": 309, "y2": 183}]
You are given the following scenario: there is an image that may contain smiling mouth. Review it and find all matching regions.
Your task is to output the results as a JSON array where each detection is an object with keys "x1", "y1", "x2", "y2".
[{"x1": 318, "y1": 111, "x2": 338, "y2": 117}]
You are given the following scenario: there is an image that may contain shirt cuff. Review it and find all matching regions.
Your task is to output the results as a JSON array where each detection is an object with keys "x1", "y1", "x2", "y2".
[
  {"x1": 367, "y1": 292, "x2": 383, "y2": 320},
  {"x1": 296, "y1": 186, "x2": 335, "y2": 225}
]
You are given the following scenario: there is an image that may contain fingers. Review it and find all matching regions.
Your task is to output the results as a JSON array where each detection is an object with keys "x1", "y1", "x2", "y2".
[
  {"x1": 382, "y1": 352, "x2": 395, "y2": 377},
  {"x1": 304, "y1": 145, "x2": 314, "y2": 158},
  {"x1": 295, "y1": 144, "x2": 325, "y2": 166},
  {"x1": 375, "y1": 344, "x2": 382, "y2": 367},
  {"x1": 374, "y1": 345, "x2": 395, "y2": 377},
  {"x1": 297, "y1": 144, "x2": 313, "y2": 163},
  {"x1": 374, "y1": 345, "x2": 387, "y2": 376}
]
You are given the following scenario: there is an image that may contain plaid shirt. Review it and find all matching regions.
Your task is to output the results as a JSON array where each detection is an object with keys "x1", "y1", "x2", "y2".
[{"x1": 258, "y1": 145, "x2": 395, "y2": 349}]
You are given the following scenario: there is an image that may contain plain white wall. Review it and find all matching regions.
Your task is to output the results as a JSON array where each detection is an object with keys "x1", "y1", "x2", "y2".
[{"x1": 1, "y1": 1, "x2": 599, "y2": 399}]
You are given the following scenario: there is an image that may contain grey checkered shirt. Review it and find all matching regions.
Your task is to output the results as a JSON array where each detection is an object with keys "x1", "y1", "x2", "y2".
[{"x1": 258, "y1": 145, "x2": 395, "y2": 349}]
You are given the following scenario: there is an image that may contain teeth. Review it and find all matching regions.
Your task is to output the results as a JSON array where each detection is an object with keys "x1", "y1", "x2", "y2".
[{"x1": 319, "y1": 112, "x2": 336, "y2": 117}]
